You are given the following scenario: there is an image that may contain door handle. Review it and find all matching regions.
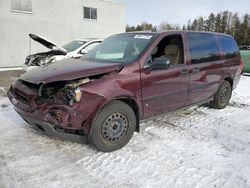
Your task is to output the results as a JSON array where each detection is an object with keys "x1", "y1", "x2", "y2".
[
  {"x1": 181, "y1": 69, "x2": 188, "y2": 75},
  {"x1": 192, "y1": 67, "x2": 200, "y2": 74}
]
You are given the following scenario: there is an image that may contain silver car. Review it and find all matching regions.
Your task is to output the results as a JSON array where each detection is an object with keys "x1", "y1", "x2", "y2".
[{"x1": 24, "y1": 34, "x2": 103, "y2": 71}]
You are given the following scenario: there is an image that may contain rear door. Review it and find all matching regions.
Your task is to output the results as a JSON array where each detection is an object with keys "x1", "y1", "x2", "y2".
[
  {"x1": 140, "y1": 34, "x2": 189, "y2": 119},
  {"x1": 185, "y1": 33, "x2": 222, "y2": 105}
]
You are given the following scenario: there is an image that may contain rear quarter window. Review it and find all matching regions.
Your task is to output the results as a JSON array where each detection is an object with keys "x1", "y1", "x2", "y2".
[
  {"x1": 218, "y1": 35, "x2": 239, "y2": 58},
  {"x1": 188, "y1": 33, "x2": 220, "y2": 64}
]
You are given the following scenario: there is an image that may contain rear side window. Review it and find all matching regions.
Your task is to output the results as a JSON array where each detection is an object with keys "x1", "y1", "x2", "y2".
[
  {"x1": 218, "y1": 35, "x2": 239, "y2": 58},
  {"x1": 188, "y1": 33, "x2": 220, "y2": 64}
]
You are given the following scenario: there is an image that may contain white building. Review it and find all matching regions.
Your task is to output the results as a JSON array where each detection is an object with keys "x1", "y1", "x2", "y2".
[{"x1": 0, "y1": 0, "x2": 125, "y2": 67}]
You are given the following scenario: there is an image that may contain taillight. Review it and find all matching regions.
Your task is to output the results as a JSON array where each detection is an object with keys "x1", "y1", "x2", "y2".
[{"x1": 240, "y1": 59, "x2": 244, "y2": 71}]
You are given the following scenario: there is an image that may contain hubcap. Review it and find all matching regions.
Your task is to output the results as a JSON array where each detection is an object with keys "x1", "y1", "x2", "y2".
[{"x1": 101, "y1": 112, "x2": 128, "y2": 142}]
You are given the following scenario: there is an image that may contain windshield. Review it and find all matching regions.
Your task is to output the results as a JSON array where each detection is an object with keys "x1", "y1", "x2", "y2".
[
  {"x1": 84, "y1": 33, "x2": 155, "y2": 63},
  {"x1": 62, "y1": 40, "x2": 86, "y2": 52}
]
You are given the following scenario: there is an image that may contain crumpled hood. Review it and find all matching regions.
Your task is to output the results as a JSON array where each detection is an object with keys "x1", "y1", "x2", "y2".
[
  {"x1": 29, "y1": 34, "x2": 67, "y2": 54},
  {"x1": 20, "y1": 58, "x2": 122, "y2": 84}
]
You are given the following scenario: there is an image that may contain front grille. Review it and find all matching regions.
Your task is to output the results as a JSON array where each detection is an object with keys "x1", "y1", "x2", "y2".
[
  {"x1": 13, "y1": 89, "x2": 29, "y2": 103},
  {"x1": 20, "y1": 80, "x2": 40, "y2": 91},
  {"x1": 12, "y1": 79, "x2": 39, "y2": 104}
]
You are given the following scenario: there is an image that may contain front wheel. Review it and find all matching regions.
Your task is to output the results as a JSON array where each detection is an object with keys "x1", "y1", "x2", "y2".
[
  {"x1": 210, "y1": 80, "x2": 232, "y2": 109},
  {"x1": 89, "y1": 100, "x2": 136, "y2": 152}
]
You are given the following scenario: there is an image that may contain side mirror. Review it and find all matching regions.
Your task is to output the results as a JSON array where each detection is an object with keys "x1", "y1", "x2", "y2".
[
  {"x1": 150, "y1": 58, "x2": 171, "y2": 70},
  {"x1": 80, "y1": 49, "x2": 88, "y2": 55},
  {"x1": 73, "y1": 54, "x2": 83, "y2": 59}
]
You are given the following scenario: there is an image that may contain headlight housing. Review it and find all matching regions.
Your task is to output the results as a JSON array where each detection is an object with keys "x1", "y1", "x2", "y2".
[
  {"x1": 66, "y1": 87, "x2": 82, "y2": 105},
  {"x1": 37, "y1": 78, "x2": 89, "y2": 106},
  {"x1": 39, "y1": 57, "x2": 53, "y2": 65},
  {"x1": 74, "y1": 87, "x2": 82, "y2": 102}
]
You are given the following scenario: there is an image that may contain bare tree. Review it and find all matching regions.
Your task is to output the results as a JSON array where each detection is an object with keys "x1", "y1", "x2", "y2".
[{"x1": 158, "y1": 21, "x2": 174, "y2": 31}]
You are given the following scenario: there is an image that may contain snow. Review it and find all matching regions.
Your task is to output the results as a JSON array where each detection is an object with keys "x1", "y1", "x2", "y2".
[
  {"x1": 0, "y1": 67, "x2": 23, "y2": 72},
  {"x1": 1, "y1": 76, "x2": 250, "y2": 188}
]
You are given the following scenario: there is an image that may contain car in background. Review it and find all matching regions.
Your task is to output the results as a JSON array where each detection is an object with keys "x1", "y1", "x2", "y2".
[
  {"x1": 24, "y1": 34, "x2": 103, "y2": 71},
  {"x1": 240, "y1": 50, "x2": 250, "y2": 73},
  {"x1": 239, "y1": 45, "x2": 250, "y2": 50}
]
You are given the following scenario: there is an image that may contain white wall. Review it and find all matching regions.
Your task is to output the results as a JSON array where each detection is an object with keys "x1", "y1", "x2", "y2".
[{"x1": 0, "y1": 0, "x2": 125, "y2": 67}]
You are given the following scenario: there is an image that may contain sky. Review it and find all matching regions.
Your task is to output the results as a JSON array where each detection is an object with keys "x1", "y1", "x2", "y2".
[{"x1": 116, "y1": 0, "x2": 250, "y2": 27}]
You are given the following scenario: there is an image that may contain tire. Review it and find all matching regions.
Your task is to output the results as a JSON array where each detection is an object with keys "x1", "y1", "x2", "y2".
[
  {"x1": 89, "y1": 100, "x2": 136, "y2": 152},
  {"x1": 210, "y1": 80, "x2": 232, "y2": 109}
]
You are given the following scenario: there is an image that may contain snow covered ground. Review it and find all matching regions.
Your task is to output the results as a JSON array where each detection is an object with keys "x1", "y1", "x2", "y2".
[{"x1": 0, "y1": 76, "x2": 250, "y2": 188}]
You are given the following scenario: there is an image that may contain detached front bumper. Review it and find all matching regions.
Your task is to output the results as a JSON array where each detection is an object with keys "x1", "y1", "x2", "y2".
[{"x1": 20, "y1": 115, "x2": 88, "y2": 144}]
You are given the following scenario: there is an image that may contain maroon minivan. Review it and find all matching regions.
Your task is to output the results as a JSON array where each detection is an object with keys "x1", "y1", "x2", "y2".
[{"x1": 8, "y1": 31, "x2": 241, "y2": 152}]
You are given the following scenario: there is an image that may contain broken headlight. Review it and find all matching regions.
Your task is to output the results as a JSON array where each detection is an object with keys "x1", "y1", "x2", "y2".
[
  {"x1": 39, "y1": 57, "x2": 54, "y2": 65},
  {"x1": 74, "y1": 87, "x2": 82, "y2": 102},
  {"x1": 39, "y1": 78, "x2": 89, "y2": 106},
  {"x1": 65, "y1": 87, "x2": 82, "y2": 105}
]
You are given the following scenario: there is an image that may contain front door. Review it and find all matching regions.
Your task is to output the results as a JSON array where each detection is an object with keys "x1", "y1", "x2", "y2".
[{"x1": 140, "y1": 34, "x2": 189, "y2": 119}]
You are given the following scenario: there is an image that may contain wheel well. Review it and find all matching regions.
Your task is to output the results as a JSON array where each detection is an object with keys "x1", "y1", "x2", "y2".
[
  {"x1": 224, "y1": 77, "x2": 233, "y2": 87},
  {"x1": 118, "y1": 98, "x2": 140, "y2": 133}
]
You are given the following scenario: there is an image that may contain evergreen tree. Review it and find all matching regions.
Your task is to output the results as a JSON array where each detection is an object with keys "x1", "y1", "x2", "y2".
[
  {"x1": 182, "y1": 24, "x2": 186, "y2": 30},
  {"x1": 135, "y1": 24, "x2": 142, "y2": 31},
  {"x1": 141, "y1": 22, "x2": 155, "y2": 31},
  {"x1": 197, "y1": 17, "x2": 205, "y2": 31},
  {"x1": 215, "y1": 13, "x2": 222, "y2": 32},
  {"x1": 126, "y1": 25, "x2": 136, "y2": 32},
  {"x1": 126, "y1": 22, "x2": 156, "y2": 32},
  {"x1": 241, "y1": 14, "x2": 250, "y2": 44},
  {"x1": 187, "y1": 19, "x2": 192, "y2": 30},
  {"x1": 206, "y1": 13, "x2": 216, "y2": 31},
  {"x1": 231, "y1": 13, "x2": 241, "y2": 42},
  {"x1": 127, "y1": 11, "x2": 250, "y2": 45},
  {"x1": 191, "y1": 19, "x2": 198, "y2": 30},
  {"x1": 226, "y1": 11, "x2": 233, "y2": 34},
  {"x1": 221, "y1": 11, "x2": 229, "y2": 33}
]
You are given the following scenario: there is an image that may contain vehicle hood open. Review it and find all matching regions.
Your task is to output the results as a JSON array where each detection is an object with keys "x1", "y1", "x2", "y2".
[
  {"x1": 29, "y1": 34, "x2": 67, "y2": 54},
  {"x1": 20, "y1": 59, "x2": 123, "y2": 84}
]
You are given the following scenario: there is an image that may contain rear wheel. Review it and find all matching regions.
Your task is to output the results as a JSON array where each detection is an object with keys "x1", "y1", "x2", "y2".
[
  {"x1": 89, "y1": 100, "x2": 136, "y2": 152},
  {"x1": 210, "y1": 80, "x2": 232, "y2": 109}
]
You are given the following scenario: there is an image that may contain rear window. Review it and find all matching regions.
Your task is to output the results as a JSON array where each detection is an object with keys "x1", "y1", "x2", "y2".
[
  {"x1": 218, "y1": 35, "x2": 239, "y2": 58},
  {"x1": 188, "y1": 33, "x2": 220, "y2": 64}
]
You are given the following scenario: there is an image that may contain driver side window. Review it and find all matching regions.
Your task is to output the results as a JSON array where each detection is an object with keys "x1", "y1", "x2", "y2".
[{"x1": 147, "y1": 35, "x2": 184, "y2": 67}]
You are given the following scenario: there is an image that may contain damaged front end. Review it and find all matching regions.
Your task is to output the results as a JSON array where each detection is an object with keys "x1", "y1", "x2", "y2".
[
  {"x1": 9, "y1": 59, "x2": 123, "y2": 143},
  {"x1": 8, "y1": 76, "x2": 105, "y2": 144},
  {"x1": 24, "y1": 33, "x2": 68, "y2": 71},
  {"x1": 24, "y1": 51, "x2": 66, "y2": 71},
  {"x1": 36, "y1": 78, "x2": 90, "y2": 106}
]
